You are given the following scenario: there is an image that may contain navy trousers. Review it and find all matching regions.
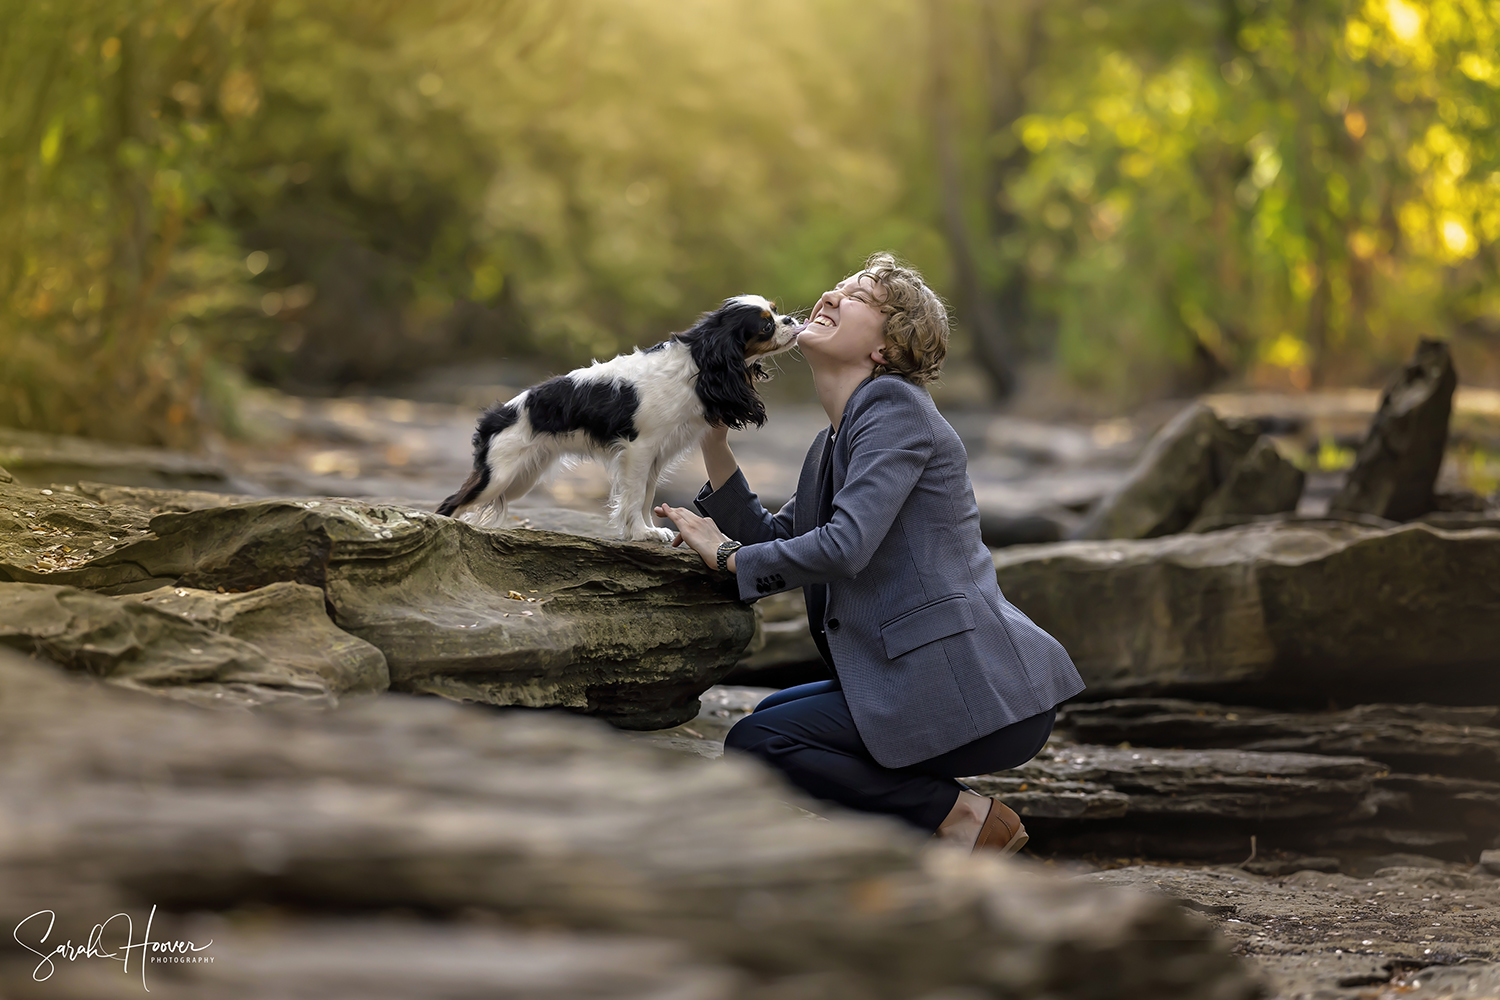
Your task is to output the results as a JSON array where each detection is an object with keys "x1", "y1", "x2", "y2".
[{"x1": 723, "y1": 680, "x2": 1055, "y2": 832}]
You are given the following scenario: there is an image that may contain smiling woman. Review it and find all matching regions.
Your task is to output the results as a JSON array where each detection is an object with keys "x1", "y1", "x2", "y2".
[{"x1": 654, "y1": 253, "x2": 1084, "y2": 855}]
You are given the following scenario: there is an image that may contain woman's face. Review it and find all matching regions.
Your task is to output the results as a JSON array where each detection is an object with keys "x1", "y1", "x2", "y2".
[{"x1": 796, "y1": 273, "x2": 889, "y2": 371}]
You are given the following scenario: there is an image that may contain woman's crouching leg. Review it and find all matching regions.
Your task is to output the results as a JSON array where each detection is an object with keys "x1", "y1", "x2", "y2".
[{"x1": 722, "y1": 690, "x2": 962, "y2": 833}]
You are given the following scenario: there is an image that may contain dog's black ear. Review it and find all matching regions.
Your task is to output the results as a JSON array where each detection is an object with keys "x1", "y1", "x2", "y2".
[{"x1": 680, "y1": 305, "x2": 767, "y2": 430}]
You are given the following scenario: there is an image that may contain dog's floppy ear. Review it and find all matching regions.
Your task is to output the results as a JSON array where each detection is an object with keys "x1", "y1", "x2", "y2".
[{"x1": 679, "y1": 303, "x2": 767, "y2": 430}]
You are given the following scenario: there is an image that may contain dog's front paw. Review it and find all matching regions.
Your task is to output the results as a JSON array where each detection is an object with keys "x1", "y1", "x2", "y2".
[{"x1": 627, "y1": 525, "x2": 678, "y2": 544}]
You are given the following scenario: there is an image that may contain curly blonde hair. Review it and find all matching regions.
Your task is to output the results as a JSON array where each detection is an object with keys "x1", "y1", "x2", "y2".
[{"x1": 854, "y1": 252, "x2": 949, "y2": 385}]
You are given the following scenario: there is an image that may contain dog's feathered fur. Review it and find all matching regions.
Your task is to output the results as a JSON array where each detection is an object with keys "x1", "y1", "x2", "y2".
[{"x1": 436, "y1": 295, "x2": 801, "y2": 541}]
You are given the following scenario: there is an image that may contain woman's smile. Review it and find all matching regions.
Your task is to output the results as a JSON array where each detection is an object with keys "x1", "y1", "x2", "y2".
[{"x1": 796, "y1": 273, "x2": 889, "y2": 369}]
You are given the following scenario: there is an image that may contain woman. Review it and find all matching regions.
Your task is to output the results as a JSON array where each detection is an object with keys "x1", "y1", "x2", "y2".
[{"x1": 654, "y1": 253, "x2": 1084, "y2": 853}]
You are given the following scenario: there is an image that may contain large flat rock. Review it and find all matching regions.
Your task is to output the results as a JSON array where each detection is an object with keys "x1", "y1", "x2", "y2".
[
  {"x1": 0, "y1": 650, "x2": 1257, "y2": 1000},
  {"x1": 0, "y1": 581, "x2": 387, "y2": 707},
  {"x1": 1061, "y1": 699, "x2": 1500, "y2": 780},
  {"x1": 0, "y1": 481, "x2": 753, "y2": 728},
  {"x1": 994, "y1": 520, "x2": 1500, "y2": 704}
]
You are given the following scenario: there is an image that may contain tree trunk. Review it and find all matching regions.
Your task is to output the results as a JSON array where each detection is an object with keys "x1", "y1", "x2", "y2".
[{"x1": 929, "y1": 0, "x2": 1016, "y2": 399}]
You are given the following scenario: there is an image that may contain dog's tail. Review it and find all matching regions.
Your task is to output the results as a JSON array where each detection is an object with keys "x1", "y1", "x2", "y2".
[
  {"x1": 436, "y1": 467, "x2": 489, "y2": 518},
  {"x1": 436, "y1": 400, "x2": 522, "y2": 523}
]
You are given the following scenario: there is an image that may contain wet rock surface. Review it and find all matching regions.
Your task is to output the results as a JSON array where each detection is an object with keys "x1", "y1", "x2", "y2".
[
  {"x1": 994, "y1": 520, "x2": 1500, "y2": 704},
  {"x1": 0, "y1": 651, "x2": 1256, "y2": 1000},
  {"x1": 1085, "y1": 864, "x2": 1500, "y2": 1000},
  {"x1": 0, "y1": 480, "x2": 754, "y2": 728},
  {"x1": 0, "y1": 581, "x2": 387, "y2": 707},
  {"x1": 629, "y1": 684, "x2": 775, "y2": 759}
]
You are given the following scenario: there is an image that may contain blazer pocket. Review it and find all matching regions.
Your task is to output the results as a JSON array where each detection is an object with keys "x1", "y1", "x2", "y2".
[{"x1": 880, "y1": 593, "x2": 976, "y2": 659}]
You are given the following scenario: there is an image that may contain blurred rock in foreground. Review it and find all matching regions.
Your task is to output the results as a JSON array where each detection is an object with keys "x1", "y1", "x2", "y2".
[
  {"x1": 0, "y1": 581, "x2": 387, "y2": 708},
  {"x1": 0, "y1": 480, "x2": 752, "y2": 729},
  {"x1": 994, "y1": 520, "x2": 1500, "y2": 705},
  {"x1": 0, "y1": 650, "x2": 1256, "y2": 1000}
]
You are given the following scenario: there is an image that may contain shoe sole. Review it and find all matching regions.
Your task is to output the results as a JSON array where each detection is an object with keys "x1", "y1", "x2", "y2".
[{"x1": 998, "y1": 827, "x2": 1028, "y2": 857}]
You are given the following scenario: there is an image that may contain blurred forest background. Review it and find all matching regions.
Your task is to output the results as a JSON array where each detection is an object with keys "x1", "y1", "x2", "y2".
[{"x1": 4, "y1": 0, "x2": 1500, "y2": 447}]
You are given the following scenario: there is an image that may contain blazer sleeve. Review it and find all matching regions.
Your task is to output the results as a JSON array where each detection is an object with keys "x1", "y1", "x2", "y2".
[
  {"x1": 732, "y1": 381, "x2": 933, "y2": 602},
  {"x1": 693, "y1": 468, "x2": 796, "y2": 545}
]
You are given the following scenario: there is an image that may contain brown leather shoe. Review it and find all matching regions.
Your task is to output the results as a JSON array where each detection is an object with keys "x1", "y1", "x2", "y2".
[{"x1": 972, "y1": 797, "x2": 1028, "y2": 856}]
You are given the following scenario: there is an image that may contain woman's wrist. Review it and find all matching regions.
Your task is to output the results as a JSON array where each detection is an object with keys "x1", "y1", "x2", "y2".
[{"x1": 702, "y1": 431, "x2": 737, "y2": 491}]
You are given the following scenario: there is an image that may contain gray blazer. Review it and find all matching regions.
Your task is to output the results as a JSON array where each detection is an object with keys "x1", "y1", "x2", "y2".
[{"x1": 696, "y1": 374, "x2": 1084, "y2": 769}]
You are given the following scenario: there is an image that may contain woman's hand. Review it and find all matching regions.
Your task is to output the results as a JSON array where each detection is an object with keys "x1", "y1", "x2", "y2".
[{"x1": 654, "y1": 503, "x2": 734, "y2": 572}]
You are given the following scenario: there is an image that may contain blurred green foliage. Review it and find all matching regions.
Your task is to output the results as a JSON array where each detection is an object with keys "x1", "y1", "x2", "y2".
[{"x1": 3, "y1": 0, "x2": 1500, "y2": 445}]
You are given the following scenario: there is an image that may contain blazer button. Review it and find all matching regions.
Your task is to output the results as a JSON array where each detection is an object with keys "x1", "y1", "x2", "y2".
[{"x1": 826, "y1": 618, "x2": 840, "y2": 631}]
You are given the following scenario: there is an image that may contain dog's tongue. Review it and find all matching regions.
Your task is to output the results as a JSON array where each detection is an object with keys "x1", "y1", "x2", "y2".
[{"x1": 791, "y1": 322, "x2": 809, "y2": 333}]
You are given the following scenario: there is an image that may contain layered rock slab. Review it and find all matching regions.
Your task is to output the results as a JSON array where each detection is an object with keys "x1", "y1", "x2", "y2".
[
  {"x1": 0, "y1": 651, "x2": 1257, "y2": 1000},
  {"x1": 964, "y1": 744, "x2": 1500, "y2": 862},
  {"x1": 994, "y1": 520, "x2": 1500, "y2": 704},
  {"x1": 0, "y1": 581, "x2": 387, "y2": 707},
  {"x1": 1061, "y1": 699, "x2": 1500, "y2": 780},
  {"x1": 152, "y1": 500, "x2": 752, "y2": 728},
  {"x1": 0, "y1": 481, "x2": 753, "y2": 727}
]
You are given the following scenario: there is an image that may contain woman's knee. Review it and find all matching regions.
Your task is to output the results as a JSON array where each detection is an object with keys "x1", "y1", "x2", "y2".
[
  {"x1": 724, "y1": 715, "x2": 771, "y2": 756},
  {"x1": 751, "y1": 679, "x2": 839, "y2": 715}
]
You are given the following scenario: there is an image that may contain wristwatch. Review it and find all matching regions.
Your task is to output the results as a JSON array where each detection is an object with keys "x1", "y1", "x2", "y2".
[{"x1": 716, "y1": 539, "x2": 742, "y2": 573}]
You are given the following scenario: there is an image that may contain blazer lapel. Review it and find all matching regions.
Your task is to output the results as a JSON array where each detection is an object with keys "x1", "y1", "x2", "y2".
[{"x1": 794, "y1": 426, "x2": 830, "y2": 536}]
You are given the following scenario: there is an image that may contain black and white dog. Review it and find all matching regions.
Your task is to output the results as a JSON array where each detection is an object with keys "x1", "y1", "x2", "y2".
[{"x1": 436, "y1": 295, "x2": 803, "y2": 541}]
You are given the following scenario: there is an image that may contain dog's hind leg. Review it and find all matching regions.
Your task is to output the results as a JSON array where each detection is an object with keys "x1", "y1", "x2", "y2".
[{"x1": 452, "y1": 428, "x2": 550, "y2": 527}]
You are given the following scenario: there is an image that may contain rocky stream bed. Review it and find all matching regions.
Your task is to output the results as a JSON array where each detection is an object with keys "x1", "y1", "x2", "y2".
[{"x1": 3, "y1": 344, "x2": 1500, "y2": 998}]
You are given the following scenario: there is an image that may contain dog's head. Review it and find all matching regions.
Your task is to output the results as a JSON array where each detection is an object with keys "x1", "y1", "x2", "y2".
[{"x1": 678, "y1": 295, "x2": 803, "y2": 429}]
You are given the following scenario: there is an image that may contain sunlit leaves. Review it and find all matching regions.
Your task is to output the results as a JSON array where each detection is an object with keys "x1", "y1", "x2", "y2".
[{"x1": 997, "y1": 0, "x2": 1500, "y2": 393}]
